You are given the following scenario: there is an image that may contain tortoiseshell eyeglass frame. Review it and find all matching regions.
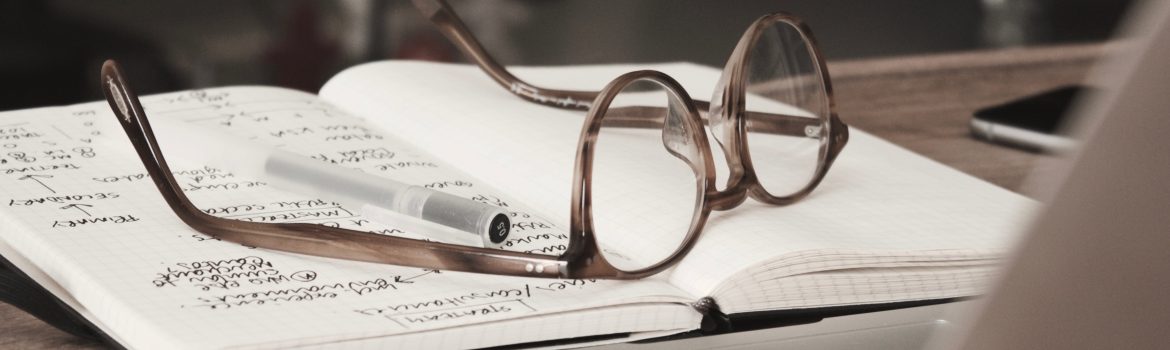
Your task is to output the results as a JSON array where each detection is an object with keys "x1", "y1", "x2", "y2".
[
  {"x1": 417, "y1": 0, "x2": 849, "y2": 204},
  {"x1": 99, "y1": 2, "x2": 847, "y2": 280}
]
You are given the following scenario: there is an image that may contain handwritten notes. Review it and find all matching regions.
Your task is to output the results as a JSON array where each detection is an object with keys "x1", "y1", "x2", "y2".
[{"x1": 0, "y1": 86, "x2": 694, "y2": 349}]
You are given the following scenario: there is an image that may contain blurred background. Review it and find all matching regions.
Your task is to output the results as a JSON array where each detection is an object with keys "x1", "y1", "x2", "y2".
[{"x1": 0, "y1": 0, "x2": 1132, "y2": 111}]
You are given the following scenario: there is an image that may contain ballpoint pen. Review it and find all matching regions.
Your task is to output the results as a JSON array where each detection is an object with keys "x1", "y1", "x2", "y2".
[{"x1": 145, "y1": 116, "x2": 511, "y2": 248}]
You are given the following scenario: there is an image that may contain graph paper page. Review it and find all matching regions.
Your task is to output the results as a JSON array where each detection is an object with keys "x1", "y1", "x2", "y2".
[
  {"x1": 322, "y1": 61, "x2": 1035, "y2": 307},
  {"x1": 0, "y1": 87, "x2": 697, "y2": 349}
]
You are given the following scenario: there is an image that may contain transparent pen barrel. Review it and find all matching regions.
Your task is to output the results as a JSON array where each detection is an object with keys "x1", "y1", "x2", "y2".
[
  {"x1": 148, "y1": 117, "x2": 509, "y2": 247},
  {"x1": 264, "y1": 152, "x2": 509, "y2": 246}
]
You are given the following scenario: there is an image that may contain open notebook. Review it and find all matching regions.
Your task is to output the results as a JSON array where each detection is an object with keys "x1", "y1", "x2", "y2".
[{"x1": 0, "y1": 62, "x2": 1032, "y2": 349}]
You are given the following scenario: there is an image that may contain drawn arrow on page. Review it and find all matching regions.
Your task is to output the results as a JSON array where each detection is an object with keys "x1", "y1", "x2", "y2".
[
  {"x1": 60, "y1": 204, "x2": 93, "y2": 217},
  {"x1": 18, "y1": 174, "x2": 55, "y2": 193},
  {"x1": 396, "y1": 269, "x2": 441, "y2": 283}
]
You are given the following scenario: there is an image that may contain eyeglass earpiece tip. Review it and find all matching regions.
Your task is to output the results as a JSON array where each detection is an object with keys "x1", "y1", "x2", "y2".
[
  {"x1": 411, "y1": 0, "x2": 446, "y2": 17},
  {"x1": 100, "y1": 59, "x2": 122, "y2": 80},
  {"x1": 99, "y1": 60, "x2": 133, "y2": 123}
]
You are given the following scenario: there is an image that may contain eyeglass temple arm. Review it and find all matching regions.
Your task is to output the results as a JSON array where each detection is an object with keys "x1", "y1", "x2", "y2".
[
  {"x1": 413, "y1": 0, "x2": 598, "y2": 110},
  {"x1": 603, "y1": 104, "x2": 825, "y2": 138},
  {"x1": 99, "y1": 60, "x2": 567, "y2": 279},
  {"x1": 416, "y1": 0, "x2": 804, "y2": 123}
]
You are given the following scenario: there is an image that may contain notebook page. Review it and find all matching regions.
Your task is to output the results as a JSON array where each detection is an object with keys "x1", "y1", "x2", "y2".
[
  {"x1": 321, "y1": 61, "x2": 1034, "y2": 300},
  {"x1": 0, "y1": 87, "x2": 696, "y2": 349},
  {"x1": 0, "y1": 234, "x2": 126, "y2": 345},
  {"x1": 265, "y1": 302, "x2": 699, "y2": 349}
]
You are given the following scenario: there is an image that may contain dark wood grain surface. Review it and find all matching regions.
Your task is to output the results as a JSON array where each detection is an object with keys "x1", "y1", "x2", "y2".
[{"x1": 0, "y1": 44, "x2": 1099, "y2": 349}]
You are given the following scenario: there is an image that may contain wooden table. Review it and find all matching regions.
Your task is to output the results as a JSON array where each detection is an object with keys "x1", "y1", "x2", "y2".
[{"x1": 0, "y1": 44, "x2": 1100, "y2": 349}]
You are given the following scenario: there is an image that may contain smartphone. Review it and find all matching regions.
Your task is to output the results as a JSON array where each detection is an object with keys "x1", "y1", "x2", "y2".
[{"x1": 970, "y1": 85, "x2": 1087, "y2": 152}]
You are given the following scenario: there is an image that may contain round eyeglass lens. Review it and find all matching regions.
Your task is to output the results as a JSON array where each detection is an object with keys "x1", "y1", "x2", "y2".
[
  {"x1": 590, "y1": 78, "x2": 704, "y2": 272},
  {"x1": 742, "y1": 19, "x2": 830, "y2": 198}
]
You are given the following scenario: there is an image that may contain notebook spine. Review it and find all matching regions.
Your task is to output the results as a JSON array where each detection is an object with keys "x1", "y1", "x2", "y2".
[
  {"x1": 691, "y1": 296, "x2": 732, "y2": 333},
  {"x1": 0, "y1": 255, "x2": 106, "y2": 343}
]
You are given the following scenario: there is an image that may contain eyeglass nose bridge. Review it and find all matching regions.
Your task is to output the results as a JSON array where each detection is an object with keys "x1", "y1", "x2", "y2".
[{"x1": 706, "y1": 182, "x2": 752, "y2": 211}]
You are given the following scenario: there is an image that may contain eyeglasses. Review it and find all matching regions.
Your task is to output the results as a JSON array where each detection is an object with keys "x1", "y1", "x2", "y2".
[{"x1": 100, "y1": 0, "x2": 848, "y2": 280}]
